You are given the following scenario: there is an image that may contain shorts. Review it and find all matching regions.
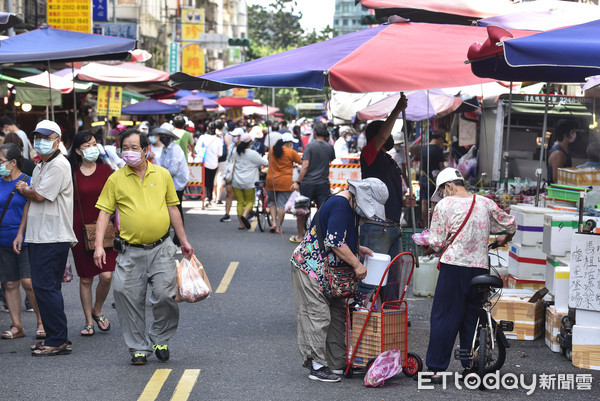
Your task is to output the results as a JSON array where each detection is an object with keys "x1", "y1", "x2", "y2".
[
  {"x1": 215, "y1": 161, "x2": 226, "y2": 185},
  {"x1": 299, "y1": 182, "x2": 331, "y2": 209},
  {"x1": 0, "y1": 245, "x2": 31, "y2": 282},
  {"x1": 267, "y1": 190, "x2": 292, "y2": 210}
]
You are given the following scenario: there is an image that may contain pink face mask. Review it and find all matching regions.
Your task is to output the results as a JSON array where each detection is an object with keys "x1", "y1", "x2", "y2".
[{"x1": 122, "y1": 150, "x2": 143, "y2": 166}]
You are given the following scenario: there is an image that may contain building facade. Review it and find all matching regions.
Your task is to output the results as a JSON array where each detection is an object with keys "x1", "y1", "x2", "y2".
[{"x1": 333, "y1": 0, "x2": 368, "y2": 36}]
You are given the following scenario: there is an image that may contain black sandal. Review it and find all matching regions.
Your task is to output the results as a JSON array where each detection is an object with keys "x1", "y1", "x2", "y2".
[
  {"x1": 31, "y1": 342, "x2": 72, "y2": 357},
  {"x1": 92, "y1": 313, "x2": 111, "y2": 332},
  {"x1": 81, "y1": 325, "x2": 95, "y2": 336}
]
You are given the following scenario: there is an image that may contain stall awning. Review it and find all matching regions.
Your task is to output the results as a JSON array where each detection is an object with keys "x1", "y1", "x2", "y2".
[{"x1": 16, "y1": 86, "x2": 62, "y2": 107}]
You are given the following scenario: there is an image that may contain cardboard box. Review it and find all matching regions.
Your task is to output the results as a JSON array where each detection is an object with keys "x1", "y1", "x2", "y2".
[
  {"x1": 542, "y1": 214, "x2": 600, "y2": 257},
  {"x1": 572, "y1": 325, "x2": 600, "y2": 371},
  {"x1": 545, "y1": 306, "x2": 567, "y2": 352},
  {"x1": 558, "y1": 167, "x2": 600, "y2": 187},
  {"x1": 508, "y1": 243, "x2": 546, "y2": 280},
  {"x1": 510, "y1": 205, "x2": 561, "y2": 246},
  {"x1": 350, "y1": 307, "x2": 407, "y2": 367},
  {"x1": 492, "y1": 295, "x2": 545, "y2": 340},
  {"x1": 507, "y1": 274, "x2": 546, "y2": 291},
  {"x1": 576, "y1": 309, "x2": 600, "y2": 327}
]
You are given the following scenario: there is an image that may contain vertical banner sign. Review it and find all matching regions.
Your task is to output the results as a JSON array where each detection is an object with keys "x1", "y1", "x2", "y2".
[
  {"x1": 93, "y1": 0, "x2": 108, "y2": 22},
  {"x1": 47, "y1": 0, "x2": 92, "y2": 33},
  {"x1": 181, "y1": 8, "x2": 205, "y2": 77},
  {"x1": 169, "y1": 42, "x2": 180, "y2": 74},
  {"x1": 97, "y1": 85, "x2": 123, "y2": 118}
]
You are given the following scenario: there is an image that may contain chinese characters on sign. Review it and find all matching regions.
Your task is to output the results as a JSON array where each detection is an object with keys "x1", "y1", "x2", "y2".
[
  {"x1": 97, "y1": 85, "x2": 123, "y2": 119},
  {"x1": 329, "y1": 164, "x2": 361, "y2": 188},
  {"x1": 181, "y1": 8, "x2": 205, "y2": 77},
  {"x1": 93, "y1": 0, "x2": 108, "y2": 22},
  {"x1": 47, "y1": 0, "x2": 91, "y2": 33},
  {"x1": 569, "y1": 233, "x2": 600, "y2": 311}
]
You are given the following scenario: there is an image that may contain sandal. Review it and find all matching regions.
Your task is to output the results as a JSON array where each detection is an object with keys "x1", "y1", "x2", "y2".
[
  {"x1": 289, "y1": 235, "x2": 301, "y2": 243},
  {"x1": 1, "y1": 325, "x2": 25, "y2": 339},
  {"x1": 31, "y1": 342, "x2": 72, "y2": 357},
  {"x1": 92, "y1": 313, "x2": 111, "y2": 332},
  {"x1": 36, "y1": 329, "x2": 46, "y2": 339},
  {"x1": 81, "y1": 325, "x2": 95, "y2": 336},
  {"x1": 269, "y1": 226, "x2": 277, "y2": 233},
  {"x1": 240, "y1": 216, "x2": 251, "y2": 229},
  {"x1": 31, "y1": 341, "x2": 45, "y2": 351}
]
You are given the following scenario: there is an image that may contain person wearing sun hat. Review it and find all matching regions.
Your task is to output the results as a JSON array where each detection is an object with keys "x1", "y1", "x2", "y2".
[
  {"x1": 420, "y1": 167, "x2": 516, "y2": 384},
  {"x1": 290, "y1": 177, "x2": 386, "y2": 383},
  {"x1": 13, "y1": 119, "x2": 77, "y2": 356}
]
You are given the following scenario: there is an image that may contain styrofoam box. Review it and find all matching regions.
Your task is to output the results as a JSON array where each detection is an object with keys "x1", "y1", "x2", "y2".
[
  {"x1": 542, "y1": 214, "x2": 600, "y2": 257},
  {"x1": 545, "y1": 256, "x2": 569, "y2": 296},
  {"x1": 510, "y1": 204, "x2": 562, "y2": 246},
  {"x1": 554, "y1": 266, "x2": 570, "y2": 313},
  {"x1": 576, "y1": 309, "x2": 600, "y2": 327},
  {"x1": 508, "y1": 243, "x2": 546, "y2": 280},
  {"x1": 572, "y1": 325, "x2": 600, "y2": 371}
]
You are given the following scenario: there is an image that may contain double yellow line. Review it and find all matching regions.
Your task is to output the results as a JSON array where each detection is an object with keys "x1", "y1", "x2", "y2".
[{"x1": 138, "y1": 369, "x2": 200, "y2": 401}]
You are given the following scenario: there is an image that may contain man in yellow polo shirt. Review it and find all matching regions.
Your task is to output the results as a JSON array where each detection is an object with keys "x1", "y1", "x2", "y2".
[{"x1": 93, "y1": 129, "x2": 194, "y2": 366}]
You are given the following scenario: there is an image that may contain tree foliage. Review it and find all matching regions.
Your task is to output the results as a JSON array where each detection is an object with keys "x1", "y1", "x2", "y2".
[{"x1": 246, "y1": 0, "x2": 336, "y2": 119}]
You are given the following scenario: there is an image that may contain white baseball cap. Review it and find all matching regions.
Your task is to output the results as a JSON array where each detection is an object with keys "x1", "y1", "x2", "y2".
[
  {"x1": 33, "y1": 120, "x2": 61, "y2": 137},
  {"x1": 431, "y1": 167, "x2": 465, "y2": 202},
  {"x1": 281, "y1": 132, "x2": 298, "y2": 143}
]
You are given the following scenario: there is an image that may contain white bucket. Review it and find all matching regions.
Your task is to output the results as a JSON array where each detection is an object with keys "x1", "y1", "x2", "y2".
[
  {"x1": 363, "y1": 253, "x2": 391, "y2": 286},
  {"x1": 412, "y1": 256, "x2": 440, "y2": 297}
]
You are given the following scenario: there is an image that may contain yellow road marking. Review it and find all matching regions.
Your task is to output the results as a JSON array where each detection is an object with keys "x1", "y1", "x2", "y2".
[
  {"x1": 138, "y1": 369, "x2": 172, "y2": 401},
  {"x1": 170, "y1": 369, "x2": 201, "y2": 401},
  {"x1": 248, "y1": 218, "x2": 258, "y2": 232},
  {"x1": 215, "y1": 262, "x2": 239, "y2": 293}
]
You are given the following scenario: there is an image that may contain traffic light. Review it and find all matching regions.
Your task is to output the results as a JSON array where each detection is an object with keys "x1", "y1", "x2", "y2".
[
  {"x1": 228, "y1": 38, "x2": 251, "y2": 47},
  {"x1": 360, "y1": 15, "x2": 376, "y2": 25}
]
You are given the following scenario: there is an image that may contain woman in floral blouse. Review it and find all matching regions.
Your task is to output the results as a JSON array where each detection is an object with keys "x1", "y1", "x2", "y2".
[
  {"x1": 290, "y1": 177, "x2": 388, "y2": 383},
  {"x1": 422, "y1": 168, "x2": 516, "y2": 383}
]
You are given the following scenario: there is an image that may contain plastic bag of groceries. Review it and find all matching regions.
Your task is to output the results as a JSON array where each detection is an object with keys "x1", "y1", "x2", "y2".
[
  {"x1": 363, "y1": 349, "x2": 402, "y2": 387},
  {"x1": 285, "y1": 190, "x2": 300, "y2": 214},
  {"x1": 176, "y1": 255, "x2": 212, "y2": 303}
]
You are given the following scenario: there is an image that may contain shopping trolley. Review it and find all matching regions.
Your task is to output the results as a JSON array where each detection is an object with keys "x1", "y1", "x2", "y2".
[{"x1": 344, "y1": 252, "x2": 423, "y2": 378}]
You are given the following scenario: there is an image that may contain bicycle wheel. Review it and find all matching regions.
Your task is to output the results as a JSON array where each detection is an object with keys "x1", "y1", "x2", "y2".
[
  {"x1": 477, "y1": 328, "x2": 488, "y2": 378},
  {"x1": 256, "y1": 196, "x2": 267, "y2": 232},
  {"x1": 263, "y1": 191, "x2": 272, "y2": 228},
  {"x1": 475, "y1": 326, "x2": 506, "y2": 376}
]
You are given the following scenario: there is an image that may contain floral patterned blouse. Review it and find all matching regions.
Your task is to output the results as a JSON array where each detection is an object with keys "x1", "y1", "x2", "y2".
[
  {"x1": 291, "y1": 196, "x2": 357, "y2": 292},
  {"x1": 429, "y1": 195, "x2": 516, "y2": 268}
]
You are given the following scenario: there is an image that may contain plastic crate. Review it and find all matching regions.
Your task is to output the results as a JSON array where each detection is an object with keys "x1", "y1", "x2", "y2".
[
  {"x1": 401, "y1": 228, "x2": 423, "y2": 256},
  {"x1": 547, "y1": 185, "x2": 588, "y2": 203}
]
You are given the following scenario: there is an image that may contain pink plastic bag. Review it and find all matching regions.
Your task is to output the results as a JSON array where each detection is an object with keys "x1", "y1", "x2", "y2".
[
  {"x1": 175, "y1": 255, "x2": 212, "y2": 303},
  {"x1": 363, "y1": 349, "x2": 403, "y2": 387}
]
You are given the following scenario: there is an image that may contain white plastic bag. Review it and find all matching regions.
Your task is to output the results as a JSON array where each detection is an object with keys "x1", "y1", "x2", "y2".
[
  {"x1": 285, "y1": 190, "x2": 300, "y2": 214},
  {"x1": 363, "y1": 349, "x2": 403, "y2": 387},
  {"x1": 176, "y1": 255, "x2": 211, "y2": 303}
]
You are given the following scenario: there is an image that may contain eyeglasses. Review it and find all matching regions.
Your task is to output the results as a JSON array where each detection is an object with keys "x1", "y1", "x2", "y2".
[{"x1": 0, "y1": 159, "x2": 12, "y2": 164}]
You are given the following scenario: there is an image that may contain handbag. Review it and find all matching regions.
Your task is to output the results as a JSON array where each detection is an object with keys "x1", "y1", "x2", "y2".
[
  {"x1": 74, "y1": 174, "x2": 116, "y2": 251},
  {"x1": 224, "y1": 151, "x2": 236, "y2": 183},
  {"x1": 315, "y1": 207, "x2": 359, "y2": 299},
  {"x1": 436, "y1": 194, "x2": 477, "y2": 270}
]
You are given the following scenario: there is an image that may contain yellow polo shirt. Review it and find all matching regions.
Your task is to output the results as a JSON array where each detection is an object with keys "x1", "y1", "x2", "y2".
[{"x1": 96, "y1": 161, "x2": 180, "y2": 244}]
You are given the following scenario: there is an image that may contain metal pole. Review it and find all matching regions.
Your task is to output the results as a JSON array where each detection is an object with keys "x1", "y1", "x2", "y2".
[
  {"x1": 400, "y1": 91, "x2": 419, "y2": 267},
  {"x1": 72, "y1": 64, "x2": 78, "y2": 135},
  {"x1": 503, "y1": 82, "x2": 513, "y2": 193},
  {"x1": 535, "y1": 83, "x2": 551, "y2": 206},
  {"x1": 47, "y1": 61, "x2": 54, "y2": 121}
]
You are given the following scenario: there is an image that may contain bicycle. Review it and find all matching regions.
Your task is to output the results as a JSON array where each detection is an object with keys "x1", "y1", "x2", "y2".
[
  {"x1": 454, "y1": 241, "x2": 513, "y2": 380},
  {"x1": 254, "y1": 180, "x2": 272, "y2": 232}
]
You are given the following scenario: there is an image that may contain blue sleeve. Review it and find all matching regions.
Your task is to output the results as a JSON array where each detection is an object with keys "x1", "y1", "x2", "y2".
[{"x1": 322, "y1": 200, "x2": 355, "y2": 250}]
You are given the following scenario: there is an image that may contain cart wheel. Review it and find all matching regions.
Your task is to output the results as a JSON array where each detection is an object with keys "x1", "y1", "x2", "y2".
[
  {"x1": 561, "y1": 315, "x2": 571, "y2": 327},
  {"x1": 566, "y1": 349, "x2": 572, "y2": 361},
  {"x1": 343, "y1": 367, "x2": 353, "y2": 378},
  {"x1": 403, "y1": 353, "x2": 423, "y2": 377}
]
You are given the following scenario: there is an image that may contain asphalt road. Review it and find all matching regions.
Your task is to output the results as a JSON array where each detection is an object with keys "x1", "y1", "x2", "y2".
[{"x1": 1, "y1": 200, "x2": 599, "y2": 401}]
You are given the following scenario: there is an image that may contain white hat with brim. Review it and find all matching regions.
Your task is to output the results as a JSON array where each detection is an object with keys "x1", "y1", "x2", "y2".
[
  {"x1": 33, "y1": 119, "x2": 61, "y2": 137},
  {"x1": 281, "y1": 132, "x2": 299, "y2": 143},
  {"x1": 347, "y1": 177, "x2": 389, "y2": 221},
  {"x1": 430, "y1": 167, "x2": 464, "y2": 202}
]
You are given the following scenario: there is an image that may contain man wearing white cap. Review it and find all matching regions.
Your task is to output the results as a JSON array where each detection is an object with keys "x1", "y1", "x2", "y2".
[{"x1": 13, "y1": 120, "x2": 77, "y2": 356}]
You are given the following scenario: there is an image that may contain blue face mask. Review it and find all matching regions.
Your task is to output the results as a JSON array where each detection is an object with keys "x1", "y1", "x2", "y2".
[
  {"x1": 34, "y1": 138, "x2": 56, "y2": 155},
  {"x1": 148, "y1": 136, "x2": 158, "y2": 144},
  {"x1": 0, "y1": 162, "x2": 11, "y2": 177},
  {"x1": 82, "y1": 146, "x2": 99, "y2": 162}
]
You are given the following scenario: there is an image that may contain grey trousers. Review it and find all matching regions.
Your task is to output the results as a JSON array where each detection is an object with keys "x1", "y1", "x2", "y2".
[
  {"x1": 113, "y1": 238, "x2": 179, "y2": 357},
  {"x1": 290, "y1": 265, "x2": 347, "y2": 370}
]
